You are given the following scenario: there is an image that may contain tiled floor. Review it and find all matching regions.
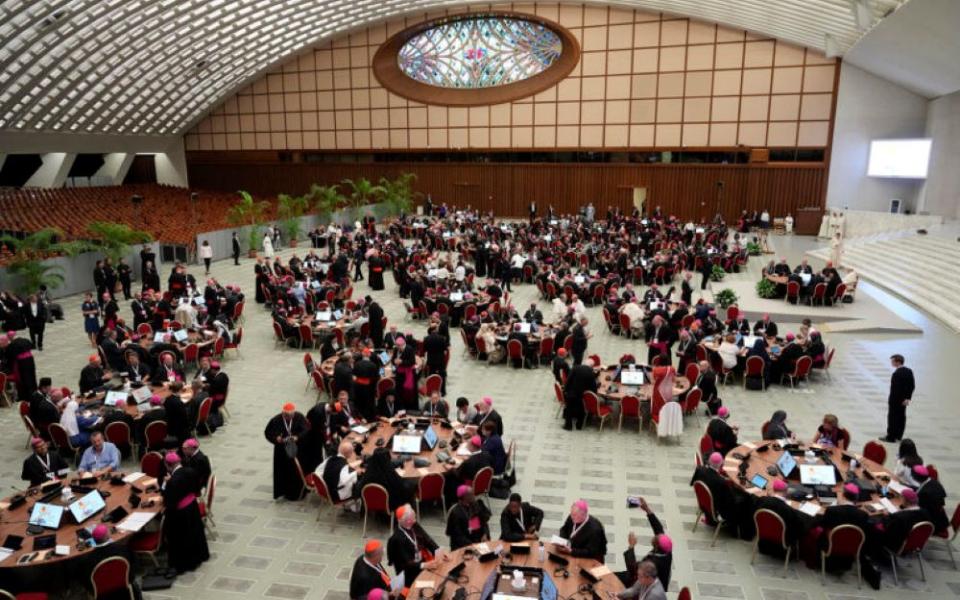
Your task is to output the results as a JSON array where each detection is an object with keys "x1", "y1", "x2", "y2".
[{"x1": 4, "y1": 232, "x2": 958, "y2": 600}]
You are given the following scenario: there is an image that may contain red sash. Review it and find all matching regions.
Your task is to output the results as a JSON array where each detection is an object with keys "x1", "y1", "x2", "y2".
[
  {"x1": 355, "y1": 377, "x2": 372, "y2": 385},
  {"x1": 16, "y1": 351, "x2": 32, "y2": 360},
  {"x1": 177, "y1": 493, "x2": 197, "y2": 510}
]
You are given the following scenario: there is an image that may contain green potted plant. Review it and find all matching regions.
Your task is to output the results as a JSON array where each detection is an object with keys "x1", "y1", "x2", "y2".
[
  {"x1": 341, "y1": 177, "x2": 385, "y2": 223},
  {"x1": 710, "y1": 264, "x2": 727, "y2": 282},
  {"x1": 226, "y1": 190, "x2": 269, "y2": 258},
  {"x1": 746, "y1": 241, "x2": 762, "y2": 256},
  {"x1": 307, "y1": 184, "x2": 344, "y2": 224},
  {"x1": 277, "y1": 193, "x2": 308, "y2": 248},
  {"x1": 714, "y1": 288, "x2": 739, "y2": 309},
  {"x1": 86, "y1": 222, "x2": 153, "y2": 263},
  {"x1": 378, "y1": 172, "x2": 421, "y2": 217},
  {"x1": 0, "y1": 228, "x2": 92, "y2": 294},
  {"x1": 756, "y1": 278, "x2": 778, "y2": 299}
]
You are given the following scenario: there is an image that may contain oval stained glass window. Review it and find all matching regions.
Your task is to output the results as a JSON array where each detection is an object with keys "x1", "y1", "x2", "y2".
[{"x1": 397, "y1": 17, "x2": 563, "y2": 89}]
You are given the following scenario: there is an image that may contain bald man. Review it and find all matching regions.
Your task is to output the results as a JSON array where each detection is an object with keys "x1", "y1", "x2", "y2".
[{"x1": 557, "y1": 500, "x2": 607, "y2": 561}]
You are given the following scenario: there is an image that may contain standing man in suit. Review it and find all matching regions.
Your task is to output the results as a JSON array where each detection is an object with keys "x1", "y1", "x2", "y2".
[
  {"x1": 680, "y1": 271, "x2": 694, "y2": 305},
  {"x1": 528, "y1": 201, "x2": 537, "y2": 223},
  {"x1": 23, "y1": 294, "x2": 46, "y2": 351},
  {"x1": 881, "y1": 354, "x2": 914, "y2": 442},
  {"x1": 231, "y1": 231, "x2": 241, "y2": 265}
]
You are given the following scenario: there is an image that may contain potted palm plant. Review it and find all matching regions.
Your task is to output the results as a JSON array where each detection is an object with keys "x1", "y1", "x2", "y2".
[
  {"x1": 341, "y1": 177, "x2": 385, "y2": 223},
  {"x1": 307, "y1": 184, "x2": 344, "y2": 224},
  {"x1": 277, "y1": 193, "x2": 308, "y2": 248},
  {"x1": 226, "y1": 190, "x2": 270, "y2": 258},
  {"x1": 0, "y1": 228, "x2": 92, "y2": 294},
  {"x1": 87, "y1": 221, "x2": 153, "y2": 264},
  {"x1": 378, "y1": 172, "x2": 420, "y2": 217}
]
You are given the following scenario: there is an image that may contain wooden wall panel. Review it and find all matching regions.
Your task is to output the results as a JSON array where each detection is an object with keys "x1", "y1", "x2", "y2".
[{"x1": 187, "y1": 155, "x2": 825, "y2": 222}]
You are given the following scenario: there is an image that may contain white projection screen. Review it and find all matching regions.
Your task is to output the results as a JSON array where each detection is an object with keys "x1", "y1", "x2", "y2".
[{"x1": 867, "y1": 139, "x2": 932, "y2": 178}]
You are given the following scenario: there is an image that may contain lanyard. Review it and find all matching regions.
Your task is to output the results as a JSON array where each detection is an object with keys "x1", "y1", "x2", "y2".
[
  {"x1": 516, "y1": 509, "x2": 524, "y2": 530},
  {"x1": 570, "y1": 519, "x2": 586, "y2": 539},
  {"x1": 402, "y1": 527, "x2": 419, "y2": 550},
  {"x1": 36, "y1": 453, "x2": 51, "y2": 470},
  {"x1": 283, "y1": 417, "x2": 293, "y2": 436}
]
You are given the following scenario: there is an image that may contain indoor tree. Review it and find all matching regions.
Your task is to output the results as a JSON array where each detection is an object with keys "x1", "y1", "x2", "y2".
[
  {"x1": 378, "y1": 172, "x2": 421, "y2": 216},
  {"x1": 0, "y1": 228, "x2": 92, "y2": 294},
  {"x1": 86, "y1": 222, "x2": 153, "y2": 264},
  {"x1": 307, "y1": 183, "x2": 345, "y2": 224},
  {"x1": 341, "y1": 177, "x2": 385, "y2": 222},
  {"x1": 226, "y1": 190, "x2": 270, "y2": 257},
  {"x1": 277, "y1": 193, "x2": 309, "y2": 247}
]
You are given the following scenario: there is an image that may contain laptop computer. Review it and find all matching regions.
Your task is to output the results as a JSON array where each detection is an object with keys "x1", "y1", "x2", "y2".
[
  {"x1": 620, "y1": 370, "x2": 644, "y2": 385},
  {"x1": 799, "y1": 464, "x2": 837, "y2": 486},
  {"x1": 68, "y1": 490, "x2": 106, "y2": 524},
  {"x1": 777, "y1": 451, "x2": 798, "y2": 477},
  {"x1": 422, "y1": 425, "x2": 439, "y2": 450},
  {"x1": 29, "y1": 503, "x2": 64, "y2": 529},
  {"x1": 392, "y1": 433, "x2": 422, "y2": 454}
]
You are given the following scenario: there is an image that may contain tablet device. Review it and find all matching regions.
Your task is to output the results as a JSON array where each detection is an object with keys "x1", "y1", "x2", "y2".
[
  {"x1": 28, "y1": 503, "x2": 64, "y2": 529},
  {"x1": 777, "y1": 451, "x2": 798, "y2": 477},
  {"x1": 516, "y1": 323, "x2": 531, "y2": 334},
  {"x1": 620, "y1": 370, "x2": 645, "y2": 385},
  {"x1": 173, "y1": 329, "x2": 188, "y2": 343},
  {"x1": 68, "y1": 490, "x2": 106, "y2": 524},
  {"x1": 391, "y1": 434, "x2": 422, "y2": 454},
  {"x1": 379, "y1": 351, "x2": 391, "y2": 366},
  {"x1": 799, "y1": 464, "x2": 838, "y2": 486},
  {"x1": 750, "y1": 474, "x2": 768, "y2": 489},
  {"x1": 153, "y1": 332, "x2": 165, "y2": 343},
  {"x1": 2, "y1": 535, "x2": 23, "y2": 551},
  {"x1": 33, "y1": 534, "x2": 56, "y2": 550},
  {"x1": 105, "y1": 390, "x2": 127, "y2": 406},
  {"x1": 315, "y1": 311, "x2": 332, "y2": 321},
  {"x1": 422, "y1": 425, "x2": 439, "y2": 450},
  {"x1": 333, "y1": 309, "x2": 343, "y2": 320}
]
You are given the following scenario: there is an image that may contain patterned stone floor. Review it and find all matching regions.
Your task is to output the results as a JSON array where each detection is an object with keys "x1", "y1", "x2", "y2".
[{"x1": 2, "y1": 233, "x2": 958, "y2": 600}]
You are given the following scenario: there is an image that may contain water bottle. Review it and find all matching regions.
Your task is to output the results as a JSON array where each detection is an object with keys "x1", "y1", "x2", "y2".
[{"x1": 538, "y1": 542, "x2": 545, "y2": 564}]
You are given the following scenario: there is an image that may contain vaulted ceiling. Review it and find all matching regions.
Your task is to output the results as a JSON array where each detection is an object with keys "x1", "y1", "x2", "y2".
[{"x1": 0, "y1": 0, "x2": 913, "y2": 137}]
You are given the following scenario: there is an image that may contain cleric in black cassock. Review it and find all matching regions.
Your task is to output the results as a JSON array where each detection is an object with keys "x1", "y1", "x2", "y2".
[
  {"x1": 368, "y1": 251, "x2": 385, "y2": 291},
  {"x1": 263, "y1": 403, "x2": 309, "y2": 500},
  {"x1": 352, "y1": 349, "x2": 380, "y2": 421},
  {"x1": 161, "y1": 452, "x2": 210, "y2": 573},
  {"x1": 0, "y1": 335, "x2": 37, "y2": 399}
]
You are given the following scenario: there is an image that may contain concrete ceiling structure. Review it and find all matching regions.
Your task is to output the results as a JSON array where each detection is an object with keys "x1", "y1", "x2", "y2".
[{"x1": 0, "y1": 0, "x2": 924, "y2": 140}]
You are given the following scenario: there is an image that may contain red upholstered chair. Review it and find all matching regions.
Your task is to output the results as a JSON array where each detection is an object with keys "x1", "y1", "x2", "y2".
[
  {"x1": 927, "y1": 464, "x2": 940, "y2": 481},
  {"x1": 682, "y1": 387, "x2": 703, "y2": 426},
  {"x1": 143, "y1": 420, "x2": 168, "y2": 452},
  {"x1": 726, "y1": 305, "x2": 739, "y2": 321},
  {"x1": 361, "y1": 483, "x2": 393, "y2": 537},
  {"x1": 90, "y1": 556, "x2": 134, "y2": 599},
  {"x1": 563, "y1": 336, "x2": 573, "y2": 354},
  {"x1": 781, "y1": 355, "x2": 812, "y2": 388},
  {"x1": 887, "y1": 521, "x2": 934, "y2": 584},
  {"x1": 694, "y1": 451, "x2": 703, "y2": 467},
  {"x1": 299, "y1": 324, "x2": 315, "y2": 349},
  {"x1": 820, "y1": 525, "x2": 865, "y2": 586},
  {"x1": 104, "y1": 421, "x2": 134, "y2": 458},
  {"x1": 692, "y1": 480, "x2": 727, "y2": 546},
  {"x1": 809, "y1": 282, "x2": 827, "y2": 306},
  {"x1": 677, "y1": 588, "x2": 691, "y2": 600},
  {"x1": 832, "y1": 283, "x2": 847, "y2": 306},
  {"x1": 463, "y1": 304, "x2": 477, "y2": 322},
  {"x1": 0, "y1": 372, "x2": 9, "y2": 407},
  {"x1": 48, "y1": 423, "x2": 79, "y2": 456},
  {"x1": 619, "y1": 395, "x2": 641, "y2": 433},
  {"x1": 743, "y1": 356, "x2": 765, "y2": 390},
  {"x1": 752, "y1": 508, "x2": 793, "y2": 577},
  {"x1": 0, "y1": 589, "x2": 49, "y2": 599},
  {"x1": 129, "y1": 514, "x2": 164, "y2": 567},
  {"x1": 684, "y1": 362, "x2": 700, "y2": 387},
  {"x1": 419, "y1": 374, "x2": 443, "y2": 398},
  {"x1": 183, "y1": 342, "x2": 200, "y2": 372},
  {"x1": 699, "y1": 434, "x2": 714, "y2": 457},
  {"x1": 223, "y1": 326, "x2": 243, "y2": 357},
  {"x1": 198, "y1": 474, "x2": 217, "y2": 536},
  {"x1": 194, "y1": 396, "x2": 213, "y2": 436},
  {"x1": 140, "y1": 451, "x2": 164, "y2": 478},
  {"x1": 931, "y1": 502, "x2": 960, "y2": 568},
  {"x1": 472, "y1": 466, "x2": 494, "y2": 500},
  {"x1": 506, "y1": 339, "x2": 525, "y2": 368},
  {"x1": 785, "y1": 280, "x2": 800, "y2": 304},
  {"x1": 538, "y1": 337, "x2": 554, "y2": 365},
  {"x1": 761, "y1": 421, "x2": 771, "y2": 439},
  {"x1": 582, "y1": 391, "x2": 611, "y2": 432},
  {"x1": 272, "y1": 322, "x2": 287, "y2": 346},
  {"x1": 18, "y1": 402, "x2": 39, "y2": 448},
  {"x1": 619, "y1": 313, "x2": 633, "y2": 338},
  {"x1": 311, "y1": 474, "x2": 349, "y2": 529},
  {"x1": 553, "y1": 382, "x2": 565, "y2": 418},
  {"x1": 233, "y1": 300, "x2": 245, "y2": 323},
  {"x1": 416, "y1": 473, "x2": 446, "y2": 519},
  {"x1": 474, "y1": 335, "x2": 488, "y2": 360},
  {"x1": 377, "y1": 377, "x2": 395, "y2": 399},
  {"x1": 862, "y1": 441, "x2": 887, "y2": 466}
]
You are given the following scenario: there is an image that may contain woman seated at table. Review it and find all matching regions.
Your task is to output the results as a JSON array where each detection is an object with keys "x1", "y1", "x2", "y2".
[
  {"x1": 811, "y1": 414, "x2": 846, "y2": 449},
  {"x1": 805, "y1": 331, "x2": 827, "y2": 368},
  {"x1": 478, "y1": 323, "x2": 505, "y2": 364},
  {"x1": 61, "y1": 398, "x2": 101, "y2": 448},
  {"x1": 894, "y1": 439, "x2": 924, "y2": 488},
  {"x1": 763, "y1": 410, "x2": 793, "y2": 440},
  {"x1": 716, "y1": 334, "x2": 741, "y2": 373},
  {"x1": 358, "y1": 448, "x2": 415, "y2": 511}
]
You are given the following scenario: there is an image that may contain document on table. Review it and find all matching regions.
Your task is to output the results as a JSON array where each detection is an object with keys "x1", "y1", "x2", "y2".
[
  {"x1": 117, "y1": 511, "x2": 156, "y2": 532},
  {"x1": 413, "y1": 580, "x2": 436, "y2": 589},
  {"x1": 888, "y1": 481, "x2": 908, "y2": 495},
  {"x1": 590, "y1": 565, "x2": 612, "y2": 578},
  {"x1": 798, "y1": 502, "x2": 821, "y2": 517},
  {"x1": 123, "y1": 472, "x2": 145, "y2": 484},
  {"x1": 879, "y1": 498, "x2": 900, "y2": 514},
  {"x1": 456, "y1": 445, "x2": 472, "y2": 456},
  {"x1": 550, "y1": 535, "x2": 570, "y2": 548},
  {"x1": 55, "y1": 545, "x2": 70, "y2": 556},
  {"x1": 0, "y1": 548, "x2": 12, "y2": 563}
]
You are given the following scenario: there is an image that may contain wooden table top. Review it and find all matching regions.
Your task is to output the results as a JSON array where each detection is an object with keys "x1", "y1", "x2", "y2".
[
  {"x1": 0, "y1": 474, "x2": 162, "y2": 569},
  {"x1": 411, "y1": 541, "x2": 624, "y2": 599},
  {"x1": 723, "y1": 440, "x2": 904, "y2": 518},
  {"x1": 344, "y1": 417, "x2": 465, "y2": 480},
  {"x1": 595, "y1": 366, "x2": 691, "y2": 402},
  {"x1": 319, "y1": 354, "x2": 424, "y2": 380}
]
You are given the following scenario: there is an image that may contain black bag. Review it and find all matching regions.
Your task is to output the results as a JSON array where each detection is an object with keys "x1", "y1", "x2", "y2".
[
  {"x1": 489, "y1": 477, "x2": 511, "y2": 499},
  {"x1": 284, "y1": 438, "x2": 298, "y2": 459},
  {"x1": 744, "y1": 377, "x2": 764, "y2": 391}
]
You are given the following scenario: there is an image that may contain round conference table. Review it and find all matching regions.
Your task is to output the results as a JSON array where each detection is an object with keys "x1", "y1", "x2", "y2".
[
  {"x1": 410, "y1": 541, "x2": 624, "y2": 599},
  {"x1": 0, "y1": 473, "x2": 162, "y2": 590},
  {"x1": 723, "y1": 440, "x2": 906, "y2": 518},
  {"x1": 318, "y1": 354, "x2": 424, "y2": 381},
  {"x1": 595, "y1": 366, "x2": 691, "y2": 402},
  {"x1": 343, "y1": 416, "x2": 466, "y2": 481}
]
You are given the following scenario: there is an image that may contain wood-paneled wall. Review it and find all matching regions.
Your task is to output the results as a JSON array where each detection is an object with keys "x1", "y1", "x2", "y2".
[{"x1": 186, "y1": 153, "x2": 825, "y2": 224}]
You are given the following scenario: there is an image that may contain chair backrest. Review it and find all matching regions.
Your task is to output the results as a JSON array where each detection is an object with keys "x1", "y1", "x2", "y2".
[
  {"x1": 812, "y1": 283, "x2": 827, "y2": 298},
  {"x1": 299, "y1": 323, "x2": 314, "y2": 343},
  {"x1": 678, "y1": 587, "x2": 691, "y2": 600},
  {"x1": 621, "y1": 395, "x2": 640, "y2": 418},
  {"x1": 694, "y1": 451, "x2": 703, "y2": 467},
  {"x1": 539, "y1": 337, "x2": 554, "y2": 357},
  {"x1": 699, "y1": 434, "x2": 714, "y2": 456},
  {"x1": 619, "y1": 312, "x2": 631, "y2": 330},
  {"x1": 196, "y1": 396, "x2": 213, "y2": 429},
  {"x1": 377, "y1": 377, "x2": 395, "y2": 397},
  {"x1": 837, "y1": 428, "x2": 851, "y2": 451},
  {"x1": 90, "y1": 555, "x2": 132, "y2": 599},
  {"x1": 362, "y1": 483, "x2": 390, "y2": 512},
  {"x1": 786, "y1": 280, "x2": 800, "y2": 297},
  {"x1": 313, "y1": 474, "x2": 332, "y2": 502},
  {"x1": 303, "y1": 352, "x2": 315, "y2": 372},
  {"x1": 553, "y1": 382, "x2": 565, "y2": 407},
  {"x1": 950, "y1": 502, "x2": 960, "y2": 533},
  {"x1": 862, "y1": 440, "x2": 887, "y2": 466},
  {"x1": 745, "y1": 355, "x2": 765, "y2": 377},
  {"x1": 272, "y1": 321, "x2": 284, "y2": 340},
  {"x1": 18, "y1": 400, "x2": 29, "y2": 416},
  {"x1": 824, "y1": 347, "x2": 835, "y2": 369},
  {"x1": 48, "y1": 422, "x2": 72, "y2": 449},
  {"x1": 761, "y1": 420, "x2": 771, "y2": 439},
  {"x1": 424, "y1": 374, "x2": 442, "y2": 395},
  {"x1": 472, "y1": 466, "x2": 494, "y2": 495},
  {"x1": 793, "y1": 355, "x2": 813, "y2": 378},
  {"x1": 898, "y1": 521, "x2": 934, "y2": 555},
  {"x1": 183, "y1": 342, "x2": 199, "y2": 363},
  {"x1": 464, "y1": 304, "x2": 477, "y2": 321},
  {"x1": 104, "y1": 421, "x2": 132, "y2": 448},
  {"x1": 754, "y1": 508, "x2": 788, "y2": 548},
  {"x1": 144, "y1": 420, "x2": 168, "y2": 448},
  {"x1": 475, "y1": 336, "x2": 487, "y2": 355},
  {"x1": 206, "y1": 474, "x2": 216, "y2": 511},
  {"x1": 233, "y1": 326, "x2": 243, "y2": 346},
  {"x1": 684, "y1": 362, "x2": 700, "y2": 384},
  {"x1": 834, "y1": 283, "x2": 847, "y2": 300},
  {"x1": 506, "y1": 339, "x2": 523, "y2": 359},
  {"x1": 418, "y1": 473, "x2": 444, "y2": 502},
  {"x1": 140, "y1": 451, "x2": 164, "y2": 478},
  {"x1": 693, "y1": 480, "x2": 717, "y2": 521},
  {"x1": 137, "y1": 323, "x2": 153, "y2": 336},
  {"x1": 824, "y1": 524, "x2": 865, "y2": 559},
  {"x1": 726, "y1": 305, "x2": 738, "y2": 321},
  {"x1": 683, "y1": 387, "x2": 702, "y2": 414},
  {"x1": 927, "y1": 464, "x2": 940, "y2": 480},
  {"x1": 582, "y1": 391, "x2": 600, "y2": 415}
]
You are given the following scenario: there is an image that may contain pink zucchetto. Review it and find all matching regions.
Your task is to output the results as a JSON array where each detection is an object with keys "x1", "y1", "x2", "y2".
[{"x1": 708, "y1": 452, "x2": 723, "y2": 467}]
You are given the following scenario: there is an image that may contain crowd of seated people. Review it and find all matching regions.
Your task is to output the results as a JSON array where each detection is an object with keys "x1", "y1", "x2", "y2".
[{"x1": 762, "y1": 256, "x2": 858, "y2": 304}]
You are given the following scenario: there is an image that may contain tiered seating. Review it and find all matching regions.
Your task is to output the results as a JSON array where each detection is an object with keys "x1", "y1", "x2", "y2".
[
  {"x1": 809, "y1": 234, "x2": 960, "y2": 332},
  {"x1": 0, "y1": 184, "x2": 277, "y2": 259}
]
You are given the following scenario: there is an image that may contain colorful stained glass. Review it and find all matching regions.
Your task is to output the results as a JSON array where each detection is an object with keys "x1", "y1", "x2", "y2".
[{"x1": 398, "y1": 16, "x2": 563, "y2": 89}]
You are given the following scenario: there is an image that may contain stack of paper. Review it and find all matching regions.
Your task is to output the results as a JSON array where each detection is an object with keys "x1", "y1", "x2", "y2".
[
  {"x1": 117, "y1": 511, "x2": 156, "y2": 532},
  {"x1": 879, "y1": 498, "x2": 900, "y2": 514},
  {"x1": 798, "y1": 502, "x2": 821, "y2": 517},
  {"x1": 123, "y1": 472, "x2": 145, "y2": 484}
]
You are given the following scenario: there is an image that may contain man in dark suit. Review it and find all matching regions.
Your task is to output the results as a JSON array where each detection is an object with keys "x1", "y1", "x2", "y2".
[
  {"x1": 558, "y1": 500, "x2": 607, "y2": 562},
  {"x1": 552, "y1": 347, "x2": 571, "y2": 384},
  {"x1": 914, "y1": 466, "x2": 949, "y2": 533},
  {"x1": 881, "y1": 354, "x2": 914, "y2": 442},
  {"x1": 680, "y1": 272, "x2": 694, "y2": 305},
  {"x1": 23, "y1": 295, "x2": 46, "y2": 351},
  {"x1": 523, "y1": 303, "x2": 543, "y2": 325},
  {"x1": 563, "y1": 358, "x2": 598, "y2": 430},
  {"x1": 645, "y1": 315, "x2": 675, "y2": 366},
  {"x1": 690, "y1": 453, "x2": 737, "y2": 526},
  {"x1": 879, "y1": 488, "x2": 932, "y2": 554},
  {"x1": 231, "y1": 232, "x2": 241, "y2": 265},
  {"x1": 727, "y1": 313, "x2": 750, "y2": 334},
  {"x1": 570, "y1": 317, "x2": 590, "y2": 365},
  {"x1": 617, "y1": 497, "x2": 672, "y2": 590},
  {"x1": 499, "y1": 493, "x2": 544, "y2": 542},
  {"x1": 388, "y1": 505, "x2": 439, "y2": 584},
  {"x1": 21, "y1": 437, "x2": 68, "y2": 486},
  {"x1": 423, "y1": 325, "x2": 448, "y2": 394},
  {"x1": 29, "y1": 378, "x2": 59, "y2": 436},
  {"x1": 443, "y1": 435, "x2": 492, "y2": 505},
  {"x1": 752, "y1": 314, "x2": 778, "y2": 337}
]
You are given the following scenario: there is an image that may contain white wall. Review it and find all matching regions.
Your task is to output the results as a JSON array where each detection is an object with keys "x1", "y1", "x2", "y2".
[
  {"x1": 919, "y1": 90, "x2": 960, "y2": 219},
  {"x1": 827, "y1": 63, "x2": 929, "y2": 213}
]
